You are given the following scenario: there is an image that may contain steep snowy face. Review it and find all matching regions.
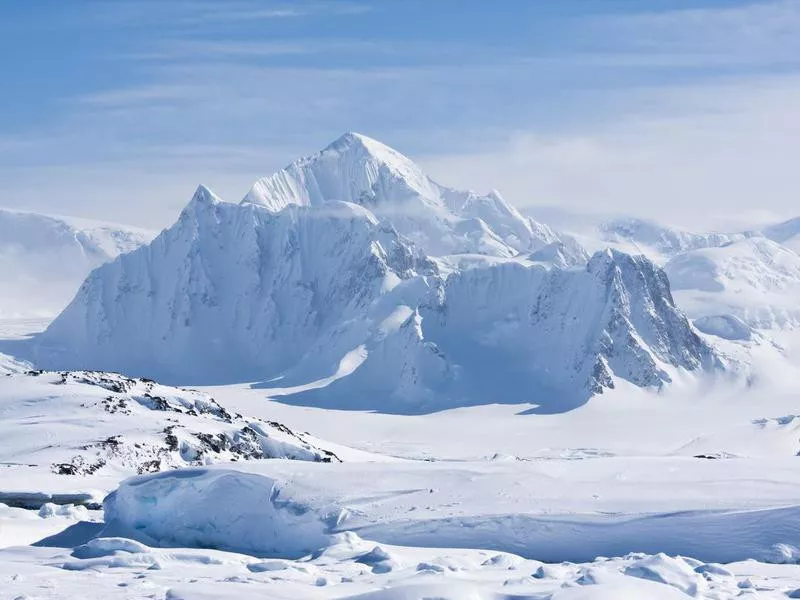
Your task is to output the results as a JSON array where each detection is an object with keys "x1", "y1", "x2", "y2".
[
  {"x1": 244, "y1": 132, "x2": 439, "y2": 212},
  {"x1": 243, "y1": 132, "x2": 557, "y2": 257},
  {"x1": 665, "y1": 237, "x2": 800, "y2": 329},
  {"x1": 38, "y1": 186, "x2": 434, "y2": 383},
  {"x1": 415, "y1": 249, "x2": 714, "y2": 409},
  {"x1": 278, "y1": 249, "x2": 716, "y2": 413},
  {"x1": 600, "y1": 218, "x2": 751, "y2": 261},
  {"x1": 0, "y1": 209, "x2": 153, "y2": 318}
]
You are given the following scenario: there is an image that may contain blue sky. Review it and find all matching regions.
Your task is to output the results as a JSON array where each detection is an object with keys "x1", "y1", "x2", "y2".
[{"x1": 2, "y1": 0, "x2": 800, "y2": 229}]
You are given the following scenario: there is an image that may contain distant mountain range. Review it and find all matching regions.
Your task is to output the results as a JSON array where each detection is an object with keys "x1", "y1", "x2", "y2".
[{"x1": 0, "y1": 208, "x2": 153, "y2": 319}]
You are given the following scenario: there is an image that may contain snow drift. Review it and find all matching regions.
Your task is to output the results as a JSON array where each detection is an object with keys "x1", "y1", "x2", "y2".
[{"x1": 104, "y1": 462, "x2": 800, "y2": 563}]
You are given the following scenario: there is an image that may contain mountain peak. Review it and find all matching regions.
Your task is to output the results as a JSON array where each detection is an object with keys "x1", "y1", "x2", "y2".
[
  {"x1": 242, "y1": 133, "x2": 564, "y2": 257},
  {"x1": 325, "y1": 131, "x2": 380, "y2": 151},
  {"x1": 191, "y1": 184, "x2": 221, "y2": 206},
  {"x1": 181, "y1": 185, "x2": 223, "y2": 220},
  {"x1": 317, "y1": 131, "x2": 424, "y2": 182},
  {"x1": 242, "y1": 132, "x2": 435, "y2": 214}
]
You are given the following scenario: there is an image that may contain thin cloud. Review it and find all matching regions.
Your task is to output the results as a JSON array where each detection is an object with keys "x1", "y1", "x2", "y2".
[
  {"x1": 75, "y1": 85, "x2": 195, "y2": 107},
  {"x1": 86, "y1": 0, "x2": 371, "y2": 26},
  {"x1": 4, "y1": 0, "x2": 800, "y2": 234},
  {"x1": 421, "y1": 74, "x2": 800, "y2": 231},
  {"x1": 580, "y1": 0, "x2": 800, "y2": 69},
  {"x1": 129, "y1": 39, "x2": 401, "y2": 61}
]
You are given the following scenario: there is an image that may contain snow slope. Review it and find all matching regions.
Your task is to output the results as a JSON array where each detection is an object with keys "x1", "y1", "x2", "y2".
[
  {"x1": 0, "y1": 369, "x2": 343, "y2": 498},
  {"x1": 665, "y1": 237, "x2": 800, "y2": 328},
  {"x1": 0, "y1": 208, "x2": 153, "y2": 318},
  {"x1": 2, "y1": 347, "x2": 799, "y2": 598},
  {"x1": 282, "y1": 248, "x2": 717, "y2": 413},
  {"x1": 244, "y1": 132, "x2": 559, "y2": 257},
  {"x1": 3, "y1": 306, "x2": 800, "y2": 600},
  {"x1": 36, "y1": 183, "x2": 717, "y2": 411}
]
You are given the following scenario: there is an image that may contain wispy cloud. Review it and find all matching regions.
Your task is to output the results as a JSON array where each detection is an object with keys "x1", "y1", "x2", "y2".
[
  {"x1": 75, "y1": 85, "x2": 196, "y2": 107},
  {"x1": 422, "y1": 74, "x2": 800, "y2": 231},
  {"x1": 122, "y1": 39, "x2": 413, "y2": 63},
  {"x1": 86, "y1": 0, "x2": 371, "y2": 27},
  {"x1": 578, "y1": 0, "x2": 800, "y2": 69}
]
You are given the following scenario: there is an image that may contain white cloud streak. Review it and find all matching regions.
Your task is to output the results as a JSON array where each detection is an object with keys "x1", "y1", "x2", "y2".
[
  {"x1": 421, "y1": 75, "x2": 800, "y2": 231},
  {"x1": 579, "y1": 0, "x2": 800, "y2": 68}
]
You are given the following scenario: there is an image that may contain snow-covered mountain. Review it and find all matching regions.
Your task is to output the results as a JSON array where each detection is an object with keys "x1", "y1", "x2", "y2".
[
  {"x1": 279, "y1": 248, "x2": 716, "y2": 413},
  {"x1": 36, "y1": 135, "x2": 720, "y2": 411},
  {"x1": 547, "y1": 214, "x2": 800, "y2": 332},
  {"x1": 665, "y1": 237, "x2": 800, "y2": 329},
  {"x1": 244, "y1": 132, "x2": 559, "y2": 257},
  {"x1": 0, "y1": 208, "x2": 154, "y2": 318},
  {"x1": 528, "y1": 239, "x2": 590, "y2": 269},
  {"x1": 38, "y1": 185, "x2": 438, "y2": 384},
  {"x1": 598, "y1": 217, "x2": 752, "y2": 261}
]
